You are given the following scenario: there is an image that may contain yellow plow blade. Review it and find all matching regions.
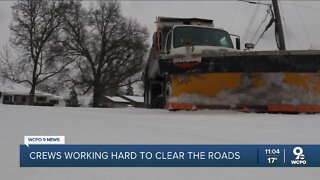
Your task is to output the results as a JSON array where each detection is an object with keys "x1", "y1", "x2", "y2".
[{"x1": 169, "y1": 73, "x2": 320, "y2": 109}]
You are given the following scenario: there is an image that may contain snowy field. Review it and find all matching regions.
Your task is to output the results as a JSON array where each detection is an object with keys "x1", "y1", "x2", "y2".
[{"x1": 1, "y1": 105, "x2": 320, "y2": 179}]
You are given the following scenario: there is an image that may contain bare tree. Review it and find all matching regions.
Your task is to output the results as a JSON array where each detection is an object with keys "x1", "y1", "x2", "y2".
[
  {"x1": 126, "y1": 80, "x2": 134, "y2": 96},
  {"x1": 62, "y1": 1, "x2": 148, "y2": 107},
  {"x1": 2, "y1": 0, "x2": 72, "y2": 105},
  {"x1": 0, "y1": 45, "x2": 13, "y2": 78}
]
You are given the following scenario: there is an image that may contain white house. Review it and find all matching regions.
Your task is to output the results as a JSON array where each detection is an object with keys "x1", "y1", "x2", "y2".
[
  {"x1": 103, "y1": 96, "x2": 130, "y2": 108},
  {"x1": 121, "y1": 95, "x2": 144, "y2": 107},
  {"x1": 0, "y1": 81, "x2": 66, "y2": 107}
]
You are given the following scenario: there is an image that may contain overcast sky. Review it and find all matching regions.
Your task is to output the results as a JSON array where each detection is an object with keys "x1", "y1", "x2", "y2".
[{"x1": 1, "y1": 1, "x2": 320, "y2": 51}]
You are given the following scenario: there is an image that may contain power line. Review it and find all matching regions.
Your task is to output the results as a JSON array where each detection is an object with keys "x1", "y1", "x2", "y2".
[
  {"x1": 250, "y1": 8, "x2": 271, "y2": 43},
  {"x1": 279, "y1": 2, "x2": 290, "y2": 48},
  {"x1": 295, "y1": 4, "x2": 320, "y2": 12},
  {"x1": 278, "y1": 1, "x2": 303, "y2": 49},
  {"x1": 229, "y1": 3, "x2": 240, "y2": 31},
  {"x1": 242, "y1": 4, "x2": 261, "y2": 43},
  {"x1": 254, "y1": 12, "x2": 274, "y2": 47},
  {"x1": 293, "y1": 1, "x2": 313, "y2": 48},
  {"x1": 238, "y1": 0, "x2": 274, "y2": 45},
  {"x1": 237, "y1": 0, "x2": 270, "y2": 6},
  {"x1": 281, "y1": 2, "x2": 320, "y2": 12},
  {"x1": 278, "y1": 1, "x2": 290, "y2": 48}
]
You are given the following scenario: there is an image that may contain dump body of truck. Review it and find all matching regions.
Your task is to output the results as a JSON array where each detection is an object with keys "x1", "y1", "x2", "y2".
[{"x1": 144, "y1": 17, "x2": 320, "y2": 113}]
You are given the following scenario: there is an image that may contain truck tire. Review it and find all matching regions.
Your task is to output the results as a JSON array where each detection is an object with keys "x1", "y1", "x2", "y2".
[{"x1": 145, "y1": 81, "x2": 163, "y2": 109}]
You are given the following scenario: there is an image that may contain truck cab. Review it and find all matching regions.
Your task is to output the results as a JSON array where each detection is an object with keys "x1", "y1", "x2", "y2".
[
  {"x1": 164, "y1": 25, "x2": 237, "y2": 56},
  {"x1": 144, "y1": 17, "x2": 240, "y2": 108},
  {"x1": 153, "y1": 17, "x2": 240, "y2": 55}
]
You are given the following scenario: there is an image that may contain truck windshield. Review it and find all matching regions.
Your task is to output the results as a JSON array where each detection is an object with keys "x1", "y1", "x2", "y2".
[{"x1": 173, "y1": 26, "x2": 234, "y2": 49}]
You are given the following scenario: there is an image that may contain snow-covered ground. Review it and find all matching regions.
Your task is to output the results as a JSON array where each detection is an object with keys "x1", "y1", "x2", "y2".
[{"x1": 1, "y1": 105, "x2": 319, "y2": 179}]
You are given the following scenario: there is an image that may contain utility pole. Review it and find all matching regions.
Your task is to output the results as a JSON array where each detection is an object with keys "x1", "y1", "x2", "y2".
[{"x1": 272, "y1": 0, "x2": 286, "y2": 50}]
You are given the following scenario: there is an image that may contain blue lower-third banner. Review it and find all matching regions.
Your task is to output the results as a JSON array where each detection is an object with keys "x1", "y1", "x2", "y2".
[{"x1": 20, "y1": 145, "x2": 320, "y2": 167}]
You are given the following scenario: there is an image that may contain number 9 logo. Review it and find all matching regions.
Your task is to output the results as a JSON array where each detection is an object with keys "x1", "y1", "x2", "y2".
[{"x1": 293, "y1": 147, "x2": 305, "y2": 160}]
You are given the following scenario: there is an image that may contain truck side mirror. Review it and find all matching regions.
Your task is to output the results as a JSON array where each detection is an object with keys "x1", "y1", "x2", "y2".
[
  {"x1": 229, "y1": 34, "x2": 241, "y2": 50},
  {"x1": 236, "y1": 38, "x2": 240, "y2": 50},
  {"x1": 245, "y1": 43, "x2": 254, "y2": 50},
  {"x1": 165, "y1": 31, "x2": 172, "y2": 54}
]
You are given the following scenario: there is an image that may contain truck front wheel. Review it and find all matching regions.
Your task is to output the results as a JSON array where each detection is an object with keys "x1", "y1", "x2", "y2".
[{"x1": 145, "y1": 81, "x2": 163, "y2": 109}]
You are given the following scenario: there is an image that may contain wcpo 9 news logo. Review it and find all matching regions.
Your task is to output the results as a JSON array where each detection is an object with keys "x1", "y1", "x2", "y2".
[{"x1": 291, "y1": 147, "x2": 307, "y2": 165}]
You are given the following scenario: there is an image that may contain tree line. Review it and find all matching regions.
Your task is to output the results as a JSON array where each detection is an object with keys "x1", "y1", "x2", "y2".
[{"x1": 0, "y1": 0, "x2": 149, "y2": 107}]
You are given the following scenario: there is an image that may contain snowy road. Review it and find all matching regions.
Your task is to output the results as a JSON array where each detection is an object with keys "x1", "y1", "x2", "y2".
[{"x1": 1, "y1": 105, "x2": 319, "y2": 179}]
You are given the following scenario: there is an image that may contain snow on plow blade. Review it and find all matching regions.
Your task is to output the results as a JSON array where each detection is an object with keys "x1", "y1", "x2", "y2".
[{"x1": 161, "y1": 51, "x2": 320, "y2": 113}]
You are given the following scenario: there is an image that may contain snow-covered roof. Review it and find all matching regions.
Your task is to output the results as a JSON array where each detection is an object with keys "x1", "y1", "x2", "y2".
[
  {"x1": 0, "y1": 80, "x2": 64, "y2": 99},
  {"x1": 0, "y1": 81, "x2": 38, "y2": 95},
  {"x1": 104, "y1": 96, "x2": 129, "y2": 103},
  {"x1": 122, "y1": 95, "x2": 144, "y2": 103},
  {"x1": 50, "y1": 95, "x2": 65, "y2": 100}
]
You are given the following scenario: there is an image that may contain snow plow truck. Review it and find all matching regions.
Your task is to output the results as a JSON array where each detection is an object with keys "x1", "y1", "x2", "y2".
[{"x1": 143, "y1": 17, "x2": 320, "y2": 113}]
